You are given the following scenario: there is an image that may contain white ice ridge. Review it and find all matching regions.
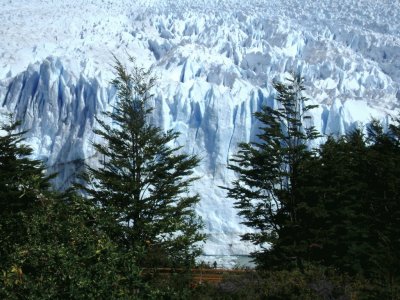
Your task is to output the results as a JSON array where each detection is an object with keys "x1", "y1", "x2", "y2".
[{"x1": 0, "y1": 0, "x2": 399, "y2": 258}]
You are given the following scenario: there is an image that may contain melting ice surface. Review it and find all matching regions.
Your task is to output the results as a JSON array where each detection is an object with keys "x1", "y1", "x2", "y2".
[{"x1": 1, "y1": 0, "x2": 399, "y2": 266}]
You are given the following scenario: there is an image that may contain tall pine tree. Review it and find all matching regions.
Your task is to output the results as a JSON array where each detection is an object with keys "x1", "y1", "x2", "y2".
[
  {"x1": 310, "y1": 131, "x2": 371, "y2": 274},
  {"x1": 365, "y1": 120, "x2": 400, "y2": 297},
  {"x1": 0, "y1": 117, "x2": 52, "y2": 213},
  {"x1": 0, "y1": 116, "x2": 53, "y2": 268},
  {"x1": 226, "y1": 74, "x2": 319, "y2": 269},
  {"x1": 83, "y1": 56, "x2": 205, "y2": 267}
]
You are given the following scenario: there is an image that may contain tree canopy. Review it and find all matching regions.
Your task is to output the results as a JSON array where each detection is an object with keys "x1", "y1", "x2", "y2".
[
  {"x1": 226, "y1": 74, "x2": 320, "y2": 269},
  {"x1": 82, "y1": 56, "x2": 205, "y2": 267},
  {"x1": 227, "y1": 76, "x2": 400, "y2": 298}
]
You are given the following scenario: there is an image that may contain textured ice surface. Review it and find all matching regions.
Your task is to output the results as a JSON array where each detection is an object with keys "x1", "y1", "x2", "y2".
[{"x1": 0, "y1": 0, "x2": 399, "y2": 260}]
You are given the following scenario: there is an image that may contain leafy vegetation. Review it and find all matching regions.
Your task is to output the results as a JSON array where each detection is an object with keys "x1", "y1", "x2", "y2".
[
  {"x1": 225, "y1": 74, "x2": 320, "y2": 270},
  {"x1": 1, "y1": 67, "x2": 400, "y2": 298},
  {"x1": 227, "y1": 75, "x2": 400, "y2": 299},
  {"x1": 0, "y1": 57, "x2": 204, "y2": 298},
  {"x1": 81, "y1": 56, "x2": 205, "y2": 268},
  {"x1": 0, "y1": 117, "x2": 150, "y2": 298}
]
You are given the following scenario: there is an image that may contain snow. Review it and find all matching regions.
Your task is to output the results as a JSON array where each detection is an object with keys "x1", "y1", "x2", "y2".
[{"x1": 0, "y1": 0, "x2": 399, "y2": 265}]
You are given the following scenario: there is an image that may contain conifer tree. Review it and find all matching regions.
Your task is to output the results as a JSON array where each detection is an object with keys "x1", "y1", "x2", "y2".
[
  {"x1": 310, "y1": 131, "x2": 371, "y2": 274},
  {"x1": 0, "y1": 117, "x2": 51, "y2": 214},
  {"x1": 0, "y1": 118, "x2": 147, "y2": 297},
  {"x1": 365, "y1": 120, "x2": 400, "y2": 296},
  {"x1": 83, "y1": 56, "x2": 205, "y2": 267},
  {"x1": 0, "y1": 116, "x2": 52, "y2": 268},
  {"x1": 226, "y1": 74, "x2": 319, "y2": 269}
]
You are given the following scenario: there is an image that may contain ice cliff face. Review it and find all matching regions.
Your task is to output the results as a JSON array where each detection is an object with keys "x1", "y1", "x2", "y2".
[{"x1": 1, "y1": 0, "x2": 399, "y2": 262}]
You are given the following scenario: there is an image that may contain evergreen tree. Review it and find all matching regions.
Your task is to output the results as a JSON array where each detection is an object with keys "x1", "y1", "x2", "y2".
[
  {"x1": 310, "y1": 131, "x2": 371, "y2": 274},
  {"x1": 0, "y1": 116, "x2": 53, "y2": 268},
  {"x1": 0, "y1": 117, "x2": 150, "y2": 298},
  {"x1": 82, "y1": 56, "x2": 205, "y2": 267},
  {"x1": 0, "y1": 116, "x2": 52, "y2": 214},
  {"x1": 226, "y1": 74, "x2": 319, "y2": 269},
  {"x1": 365, "y1": 120, "x2": 400, "y2": 297}
]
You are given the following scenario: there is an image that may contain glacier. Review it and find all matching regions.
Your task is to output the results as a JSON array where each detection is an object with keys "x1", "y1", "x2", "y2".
[{"x1": 0, "y1": 0, "x2": 399, "y2": 266}]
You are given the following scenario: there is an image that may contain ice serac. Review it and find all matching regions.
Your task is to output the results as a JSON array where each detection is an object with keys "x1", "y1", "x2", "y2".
[
  {"x1": 0, "y1": 0, "x2": 399, "y2": 264},
  {"x1": 1, "y1": 57, "x2": 112, "y2": 189}
]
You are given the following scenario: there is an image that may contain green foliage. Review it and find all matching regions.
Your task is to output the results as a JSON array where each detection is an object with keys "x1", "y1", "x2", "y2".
[
  {"x1": 301, "y1": 123, "x2": 400, "y2": 298},
  {"x1": 0, "y1": 118, "x2": 149, "y2": 298},
  {"x1": 1, "y1": 194, "x2": 148, "y2": 299},
  {"x1": 3, "y1": 68, "x2": 400, "y2": 298},
  {"x1": 366, "y1": 120, "x2": 400, "y2": 283},
  {"x1": 190, "y1": 265, "x2": 369, "y2": 300},
  {"x1": 0, "y1": 116, "x2": 52, "y2": 214},
  {"x1": 0, "y1": 59, "x2": 206, "y2": 298},
  {"x1": 227, "y1": 76, "x2": 400, "y2": 298},
  {"x1": 299, "y1": 131, "x2": 371, "y2": 274},
  {"x1": 82, "y1": 55, "x2": 205, "y2": 267},
  {"x1": 226, "y1": 74, "x2": 319, "y2": 269},
  {"x1": 0, "y1": 116, "x2": 53, "y2": 274}
]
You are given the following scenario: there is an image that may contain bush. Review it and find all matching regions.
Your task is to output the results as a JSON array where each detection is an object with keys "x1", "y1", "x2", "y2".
[{"x1": 186, "y1": 264, "x2": 375, "y2": 300}]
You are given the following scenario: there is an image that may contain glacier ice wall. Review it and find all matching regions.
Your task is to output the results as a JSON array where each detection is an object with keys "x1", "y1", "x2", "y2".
[
  {"x1": 0, "y1": 0, "x2": 399, "y2": 257},
  {"x1": 1, "y1": 57, "x2": 113, "y2": 189}
]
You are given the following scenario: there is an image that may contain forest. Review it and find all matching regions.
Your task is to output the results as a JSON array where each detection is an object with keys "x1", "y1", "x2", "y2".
[{"x1": 1, "y1": 58, "x2": 399, "y2": 299}]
